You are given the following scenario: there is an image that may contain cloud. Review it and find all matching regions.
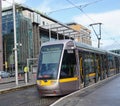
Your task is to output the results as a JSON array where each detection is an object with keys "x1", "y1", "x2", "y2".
[
  {"x1": 2, "y1": 0, "x2": 26, "y2": 8},
  {"x1": 36, "y1": 0, "x2": 69, "y2": 14},
  {"x1": 36, "y1": 0, "x2": 53, "y2": 13},
  {"x1": 73, "y1": 10, "x2": 120, "y2": 48}
]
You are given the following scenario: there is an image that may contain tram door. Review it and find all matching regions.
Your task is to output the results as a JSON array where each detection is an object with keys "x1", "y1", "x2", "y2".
[
  {"x1": 79, "y1": 52, "x2": 99, "y2": 87},
  {"x1": 83, "y1": 53, "x2": 92, "y2": 87},
  {"x1": 98, "y1": 54, "x2": 107, "y2": 80},
  {"x1": 107, "y1": 54, "x2": 116, "y2": 76},
  {"x1": 60, "y1": 49, "x2": 79, "y2": 94},
  {"x1": 79, "y1": 52, "x2": 91, "y2": 87},
  {"x1": 115, "y1": 57, "x2": 119, "y2": 74}
]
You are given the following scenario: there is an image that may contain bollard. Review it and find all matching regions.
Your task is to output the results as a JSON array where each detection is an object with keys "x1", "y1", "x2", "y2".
[
  {"x1": 0, "y1": 76, "x2": 2, "y2": 81},
  {"x1": 18, "y1": 74, "x2": 22, "y2": 80}
]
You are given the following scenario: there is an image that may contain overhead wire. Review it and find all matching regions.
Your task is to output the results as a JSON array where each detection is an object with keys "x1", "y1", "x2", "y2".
[
  {"x1": 47, "y1": 0, "x2": 103, "y2": 20},
  {"x1": 65, "y1": 0, "x2": 103, "y2": 22},
  {"x1": 81, "y1": 0, "x2": 104, "y2": 9},
  {"x1": 47, "y1": 4, "x2": 85, "y2": 14},
  {"x1": 65, "y1": 0, "x2": 103, "y2": 47},
  {"x1": 47, "y1": 0, "x2": 120, "y2": 48}
]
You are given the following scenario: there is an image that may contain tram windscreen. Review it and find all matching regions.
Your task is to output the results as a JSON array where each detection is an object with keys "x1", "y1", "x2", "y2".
[{"x1": 37, "y1": 44, "x2": 63, "y2": 79}]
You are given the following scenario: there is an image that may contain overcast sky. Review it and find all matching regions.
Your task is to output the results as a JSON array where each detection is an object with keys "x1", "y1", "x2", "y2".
[{"x1": 2, "y1": 0, "x2": 120, "y2": 49}]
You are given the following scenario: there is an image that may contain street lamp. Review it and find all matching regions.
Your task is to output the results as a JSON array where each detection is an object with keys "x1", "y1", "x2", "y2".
[
  {"x1": 13, "y1": 0, "x2": 18, "y2": 85},
  {"x1": 3, "y1": 0, "x2": 18, "y2": 85}
]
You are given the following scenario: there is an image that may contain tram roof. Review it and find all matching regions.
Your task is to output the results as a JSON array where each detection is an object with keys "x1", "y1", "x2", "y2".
[
  {"x1": 74, "y1": 41, "x2": 106, "y2": 54},
  {"x1": 107, "y1": 51, "x2": 120, "y2": 57},
  {"x1": 41, "y1": 40, "x2": 71, "y2": 46},
  {"x1": 41, "y1": 40, "x2": 120, "y2": 56}
]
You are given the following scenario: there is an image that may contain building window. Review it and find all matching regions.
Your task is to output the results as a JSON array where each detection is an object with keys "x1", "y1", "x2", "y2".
[{"x1": 42, "y1": 21, "x2": 45, "y2": 25}]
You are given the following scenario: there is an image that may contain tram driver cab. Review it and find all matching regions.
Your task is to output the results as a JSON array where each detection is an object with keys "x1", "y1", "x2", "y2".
[{"x1": 37, "y1": 40, "x2": 79, "y2": 96}]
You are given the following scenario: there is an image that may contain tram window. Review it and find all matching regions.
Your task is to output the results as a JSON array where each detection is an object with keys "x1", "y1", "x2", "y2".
[
  {"x1": 83, "y1": 53, "x2": 95, "y2": 74},
  {"x1": 38, "y1": 44, "x2": 63, "y2": 79},
  {"x1": 60, "y1": 50, "x2": 77, "y2": 78},
  {"x1": 108, "y1": 55, "x2": 115, "y2": 69}
]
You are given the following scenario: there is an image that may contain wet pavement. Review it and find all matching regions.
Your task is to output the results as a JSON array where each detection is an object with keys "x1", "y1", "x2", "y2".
[
  {"x1": 0, "y1": 74, "x2": 60, "y2": 106},
  {"x1": 52, "y1": 74, "x2": 120, "y2": 106},
  {"x1": 0, "y1": 85, "x2": 60, "y2": 106},
  {"x1": 0, "y1": 73, "x2": 36, "y2": 94}
]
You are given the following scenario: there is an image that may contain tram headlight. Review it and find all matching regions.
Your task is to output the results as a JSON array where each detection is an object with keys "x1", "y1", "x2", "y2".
[
  {"x1": 37, "y1": 80, "x2": 40, "y2": 85},
  {"x1": 37, "y1": 80, "x2": 57, "y2": 86}
]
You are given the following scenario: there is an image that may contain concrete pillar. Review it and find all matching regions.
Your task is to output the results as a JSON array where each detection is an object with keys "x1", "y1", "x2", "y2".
[
  {"x1": 0, "y1": 1, "x2": 3, "y2": 70},
  {"x1": 32, "y1": 23, "x2": 40, "y2": 58}
]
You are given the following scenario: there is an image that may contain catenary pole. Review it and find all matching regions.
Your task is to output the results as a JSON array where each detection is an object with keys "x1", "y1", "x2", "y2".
[{"x1": 89, "y1": 23, "x2": 102, "y2": 48}]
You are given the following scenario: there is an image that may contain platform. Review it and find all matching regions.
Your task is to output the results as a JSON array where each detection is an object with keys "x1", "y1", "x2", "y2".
[
  {"x1": 0, "y1": 76, "x2": 36, "y2": 94},
  {"x1": 51, "y1": 74, "x2": 120, "y2": 106}
]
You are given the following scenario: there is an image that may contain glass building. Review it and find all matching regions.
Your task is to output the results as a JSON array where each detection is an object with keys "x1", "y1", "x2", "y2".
[{"x1": 2, "y1": 6, "x2": 33, "y2": 71}]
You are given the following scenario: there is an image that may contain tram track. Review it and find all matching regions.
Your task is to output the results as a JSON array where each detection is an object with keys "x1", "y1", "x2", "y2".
[
  {"x1": 0, "y1": 85, "x2": 61, "y2": 106},
  {"x1": 18, "y1": 96, "x2": 61, "y2": 106}
]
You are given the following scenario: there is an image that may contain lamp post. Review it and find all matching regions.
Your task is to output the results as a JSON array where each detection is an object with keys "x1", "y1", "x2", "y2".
[
  {"x1": 2, "y1": 0, "x2": 18, "y2": 85},
  {"x1": 12, "y1": 0, "x2": 18, "y2": 85}
]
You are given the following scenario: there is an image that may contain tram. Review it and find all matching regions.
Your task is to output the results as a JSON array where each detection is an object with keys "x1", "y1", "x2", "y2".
[{"x1": 37, "y1": 40, "x2": 120, "y2": 96}]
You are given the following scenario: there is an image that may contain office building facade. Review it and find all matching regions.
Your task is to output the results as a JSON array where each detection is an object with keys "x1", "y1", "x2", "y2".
[{"x1": 2, "y1": 4, "x2": 92, "y2": 71}]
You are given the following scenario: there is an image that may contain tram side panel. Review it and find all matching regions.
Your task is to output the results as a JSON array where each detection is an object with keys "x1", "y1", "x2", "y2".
[
  {"x1": 75, "y1": 46, "x2": 110, "y2": 88},
  {"x1": 78, "y1": 50, "x2": 100, "y2": 87},
  {"x1": 59, "y1": 49, "x2": 79, "y2": 95},
  {"x1": 78, "y1": 51, "x2": 120, "y2": 87}
]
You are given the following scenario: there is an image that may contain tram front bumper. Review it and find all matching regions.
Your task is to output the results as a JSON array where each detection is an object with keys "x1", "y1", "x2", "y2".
[
  {"x1": 37, "y1": 85, "x2": 61, "y2": 96},
  {"x1": 37, "y1": 80, "x2": 61, "y2": 96}
]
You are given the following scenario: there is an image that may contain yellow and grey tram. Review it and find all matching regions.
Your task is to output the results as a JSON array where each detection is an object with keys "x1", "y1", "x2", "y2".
[{"x1": 37, "y1": 40, "x2": 120, "y2": 96}]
